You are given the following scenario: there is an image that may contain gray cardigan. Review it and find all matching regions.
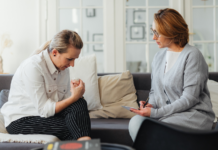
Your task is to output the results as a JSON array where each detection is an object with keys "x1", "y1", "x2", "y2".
[{"x1": 149, "y1": 44, "x2": 215, "y2": 130}]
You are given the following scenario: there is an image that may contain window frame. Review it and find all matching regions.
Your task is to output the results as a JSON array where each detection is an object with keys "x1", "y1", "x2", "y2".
[
  {"x1": 40, "y1": 0, "x2": 218, "y2": 73},
  {"x1": 185, "y1": 0, "x2": 218, "y2": 71},
  {"x1": 123, "y1": 0, "x2": 181, "y2": 72}
]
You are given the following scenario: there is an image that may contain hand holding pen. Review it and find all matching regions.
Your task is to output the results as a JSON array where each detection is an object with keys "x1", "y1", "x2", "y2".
[
  {"x1": 130, "y1": 97, "x2": 153, "y2": 117},
  {"x1": 139, "y1": 97, "x2": 153, "y2": 109}
]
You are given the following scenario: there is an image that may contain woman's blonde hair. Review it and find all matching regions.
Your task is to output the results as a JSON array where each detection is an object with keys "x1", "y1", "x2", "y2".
[
  {"x1": 32, "y1": 30, "x2": 83, "y2": 56},
  {"x1": 154, "y1": 8, "x2": 189, "y2": 47}
]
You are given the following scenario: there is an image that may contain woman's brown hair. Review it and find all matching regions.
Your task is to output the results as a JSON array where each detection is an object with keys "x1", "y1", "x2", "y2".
[
  {"x1": 32, "y1": 30, "x2": 83, "y2": 55},
  {"x1": 154, "y1": 8, "x2": 189, "y2": 47}
]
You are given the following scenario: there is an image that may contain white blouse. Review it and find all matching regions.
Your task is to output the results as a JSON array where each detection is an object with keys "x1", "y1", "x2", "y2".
[
  {"x1": 165, "y1": 51, "x2": 181, "y2": 73},
  {"x1": 1, "y1": 50, "x2": 71, "y2": 127}
]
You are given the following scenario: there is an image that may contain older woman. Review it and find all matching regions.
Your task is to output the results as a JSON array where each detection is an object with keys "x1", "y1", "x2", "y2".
[
  {"x1": 1, "y1": 30, "x2": 91, "y2": 141},
  {"x1": 129, "y1": 8, "x2": 215, "y2": 141}
]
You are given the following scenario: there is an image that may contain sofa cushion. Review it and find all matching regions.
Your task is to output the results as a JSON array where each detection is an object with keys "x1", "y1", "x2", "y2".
[
  {"x1": 0, "y1": 118, "x2": 133, "y2": 149},
  {"x1": 91, "y1": 118, "x2": 133, "y2": 146},
  {"x1": 136, "y1": 90, "x2": 150, "y2": 105},
  {"x1": 0, "y1": 75, "x2": 13, "y2": 92},
  {"x1": 0, "y1": 89, "x2": 9, "y2": 108}
]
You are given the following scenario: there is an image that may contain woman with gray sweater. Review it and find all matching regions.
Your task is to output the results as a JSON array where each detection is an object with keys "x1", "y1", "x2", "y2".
[{"x1": 129, "y1": 8, "x2": 215, "y2": 141}]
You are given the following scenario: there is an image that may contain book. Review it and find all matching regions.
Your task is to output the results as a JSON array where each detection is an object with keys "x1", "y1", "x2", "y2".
[{"x1": 43, "y1": 139, "x2": 101, "y2": 150}]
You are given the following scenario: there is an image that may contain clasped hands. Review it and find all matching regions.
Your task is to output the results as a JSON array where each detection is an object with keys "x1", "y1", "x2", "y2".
[
  {"x1": 70, "y1": 79, "x2": 85, "y2": 100},
  {"x1": 130, "y1": 101, "x2": 153, "y2": 117}
]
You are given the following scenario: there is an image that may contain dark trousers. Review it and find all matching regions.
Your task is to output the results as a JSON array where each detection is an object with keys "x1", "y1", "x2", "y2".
[{"x1": 6, "y1": 98, "x2": 91, "y2": 140}]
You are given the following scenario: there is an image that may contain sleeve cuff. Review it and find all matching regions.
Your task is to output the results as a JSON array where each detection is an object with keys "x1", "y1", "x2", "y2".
[
  {"x1": 39, "y1": 98, "x2": 56, "y2": 118},
  {"x1": 150, "y1": 108, "x2": 164, "y2": 118}
]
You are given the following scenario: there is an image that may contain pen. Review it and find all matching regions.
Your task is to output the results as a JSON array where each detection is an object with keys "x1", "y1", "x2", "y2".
[{"x1": 143, "y1": 97, "x2": 149, "y2": 108}]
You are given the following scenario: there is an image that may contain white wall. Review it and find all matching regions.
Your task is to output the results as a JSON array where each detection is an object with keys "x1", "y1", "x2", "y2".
[{"x1": 0, "y1": 0, "x2": 38, "y2": 74}]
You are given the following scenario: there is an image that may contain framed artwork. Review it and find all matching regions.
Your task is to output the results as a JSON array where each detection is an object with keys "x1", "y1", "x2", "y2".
[
  {"x1": 86, "y1": 8, "x2": 95, "y2": 17},
  {"x1": 150, "y1": 24, "x2": 153, "y2": 35},
  {"x1": 133, "y1": 10, "x2": 146, "y2": 24},
  {"x1": 93, "y1": 33, "x2": 103, "y2": 52},
  {"x1": 150, "y1": 24, "x2": 153, "y2": 40},
  {"x1": 130, "y1": 26, "x2": 145, "y2": 40}
]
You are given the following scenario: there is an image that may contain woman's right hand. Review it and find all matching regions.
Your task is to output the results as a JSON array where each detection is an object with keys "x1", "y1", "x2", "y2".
[
  {"x1": 55, "y1": 80, "x2": 85, "y2": 114},
  {"x1": 139, "y1": 101, "x2": 153, "y2": 108},
  {"x1": 70, "y1": 79, "x2": 85, "y2": 101},
  {"x1": 145, "y1": 103, "x2": 153, "y2": 108}
]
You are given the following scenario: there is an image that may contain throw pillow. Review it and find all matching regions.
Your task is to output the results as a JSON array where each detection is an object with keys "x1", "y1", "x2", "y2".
[
  {"x1": 0, "y1": 89, "x2": 9, "y2": 108},
  {"x1": 207, "y1": 79, "x2": 218, "y2": 122},
  {"x1": 89, "y1": 71, "x2": 138, "y2": 118},
  {"x1": 69, "y1": 54, "x2": 102, "y2": 111}
]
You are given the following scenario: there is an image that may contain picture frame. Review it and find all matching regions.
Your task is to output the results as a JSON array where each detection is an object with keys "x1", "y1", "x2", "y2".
[
  {"x1": 133, "y1": 10, "x2": 146, "y2": 24},
  {"x1": 93, "y1": 33, "x2": 103, "y2": 52},
  {"x1": 150, "y1": 24, "x2": 153, "y2": 36},
  {"x1": 150, "y1": 24, "x2": 153, "y2": 40},
  {"x1": 130, "y1": 26, "x2": 145, "y2": 40},
  {"x1": 86, "y1": 8, "x2": 95, "y2": 17}
]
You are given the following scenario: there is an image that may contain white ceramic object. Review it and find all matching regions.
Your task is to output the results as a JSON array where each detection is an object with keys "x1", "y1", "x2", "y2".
[{"x1": 73, "y1": 78, "x2": 80, "y2": 82}]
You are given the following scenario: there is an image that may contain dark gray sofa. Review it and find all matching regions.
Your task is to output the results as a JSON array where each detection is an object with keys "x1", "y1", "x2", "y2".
[{"x1": 0, "y1": 72, "x2": 218, "y2": 150}]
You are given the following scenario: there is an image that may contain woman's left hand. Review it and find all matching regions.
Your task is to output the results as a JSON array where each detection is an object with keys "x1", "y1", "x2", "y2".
[{"x1": 130, "y1": 103, "x2": 151, "y2": 117}]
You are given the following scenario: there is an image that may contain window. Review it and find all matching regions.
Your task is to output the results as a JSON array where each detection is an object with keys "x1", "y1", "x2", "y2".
[
  {"x1": 185, "y1": 0, "x2": 218, "y2": 71},
  {"x1": 43, "y1": 0, "x2": 217, "y2": 73},
  {"x1": 125, "y1": 0, "x2": 170, "y2": 72},
  {"x1": 58, "y1": 0, "x2": 104, "y2": 72}
]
